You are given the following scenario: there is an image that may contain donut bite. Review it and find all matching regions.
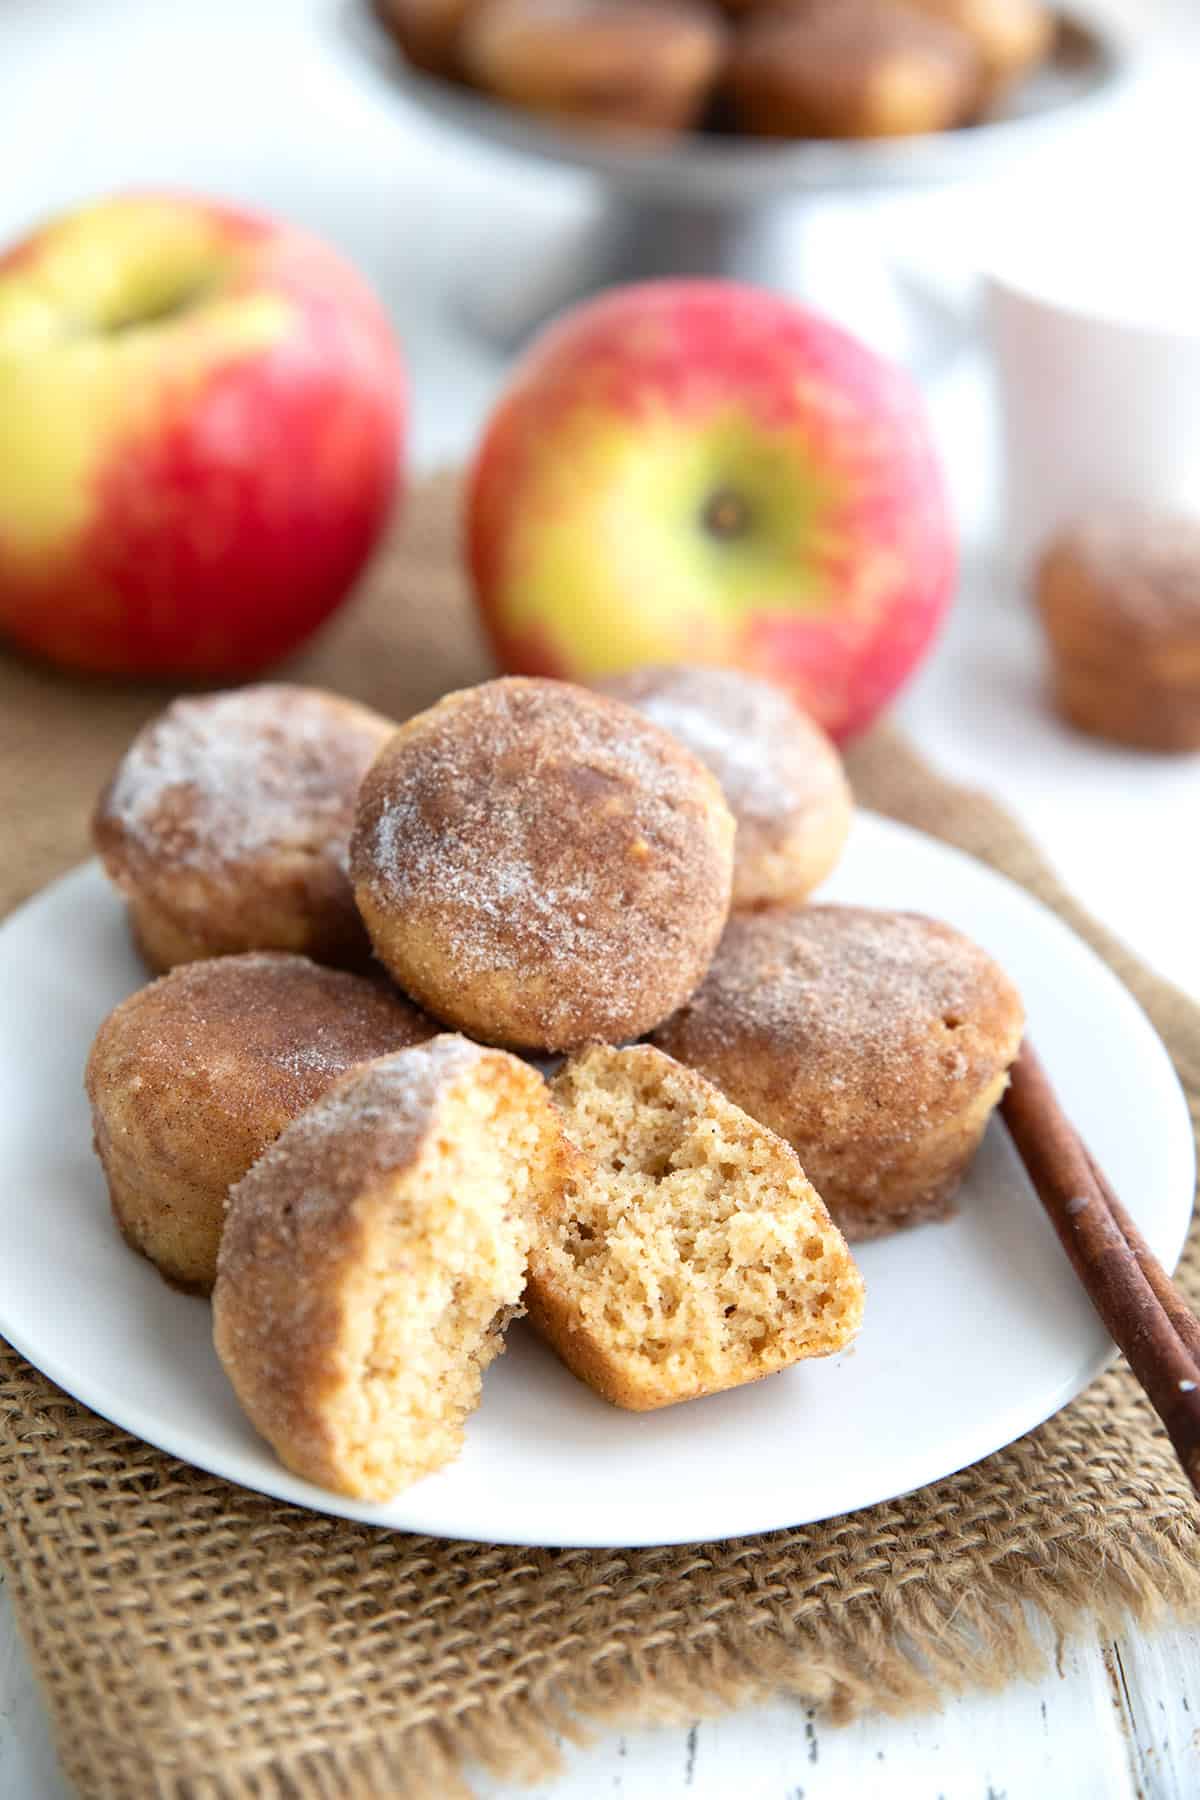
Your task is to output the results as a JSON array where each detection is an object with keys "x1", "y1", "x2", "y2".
[
  {"x1": 350, "y1": 677, "x2": 735, "y2": 1052},
  {"x1": 1035, "y1": 512, "x2": 1200, "y2": 753},
  {"x1": 728, "y1": 1, "x2": 979, "y2": 140},
  {"x1": 460, "y1": 0, "x2": 728, "y2": 136},
  {"x1": 903, "y1": 0, "x2": 1053, "y2": 111},
  {"x1": 596, "y1": 665, "x2": 851, "y2": 909},
  {"x1": 94, "y1": 684, "x2": 395, "y2": 974},
  {"x1": 86, "y1": 954, "x2": 435, "y2": 1293},
  {"x1": 652, "y1": 904, "x2": 1024, "y2": 1240},
  {"x1": 373, "y1": 0, "x2": 484, "y2": 75},
  {"x1": 214, "y1": 1038, "x2": 574, "y2": 1500},
  {"x1": 527, "y1": 1044, "x2": 864, "y2": 1410}
]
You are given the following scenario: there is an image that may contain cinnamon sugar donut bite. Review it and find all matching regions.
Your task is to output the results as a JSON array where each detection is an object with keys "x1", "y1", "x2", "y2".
[
  {"x1": 596, "y1": 666, "x2": 851, "y2": 909},
  {"x1": 373, "y1": 0, "x2": 483, "y2": 74},
  {"x1": 350, "y1": 677, "x2": 736, "y2": 1051},
  {"x1": 1035, "y1": 512, "x2": 1200, "y2": 753},
  {"x1": 213, "y1": 1038, "x2": 574, "y2": 1500},
  {"x1": 904, "y1": 0, "x2": 1052, "y2": 111},
  {"x1": 528, "y1": 1044, "x2": 864, "y2": 1410},
  {"x1": 460, "y1": 0, "x2": 728, "y2": 137},
  {"x1": 85, "y1": 954, "x2": 436, "y2": 1293},
  {"x1": 652, "y1": 905, "x2": 1024, "y2": 1240},
  {"x1": 728, "y1": 1, "x2": 978, "y2": 140},
  {"x1": 93, "y1": 684, "x2": 395, "y2": 973}
]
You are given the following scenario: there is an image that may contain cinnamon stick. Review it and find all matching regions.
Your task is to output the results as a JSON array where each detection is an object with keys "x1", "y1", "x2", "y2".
[
  {"x1": 1001, "y1": 1040, "x2": 1200, "y2": 1500},
  {"x1": 1084, "y1": 1147, "x2": 1200, "y2": 1370}
]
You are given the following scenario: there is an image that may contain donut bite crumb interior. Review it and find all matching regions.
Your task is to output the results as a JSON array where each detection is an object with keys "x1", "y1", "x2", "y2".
[{"x1": 526, "y1": 1044, "x2": 864, "y2": 1410}]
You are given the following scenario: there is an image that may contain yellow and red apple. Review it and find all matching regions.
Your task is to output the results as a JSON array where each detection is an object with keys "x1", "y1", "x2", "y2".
[
  {"x1": 467, "y1": 280, "x2": 955, "y2": 741},
  {"x1": 0, "y1": 193, "x2": 405, "y2": 678}
]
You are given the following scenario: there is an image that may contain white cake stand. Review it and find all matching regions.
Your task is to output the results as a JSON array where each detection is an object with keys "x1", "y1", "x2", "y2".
[{"x1": 348, "y1": 4, "x2": 1138, "y2": 346}]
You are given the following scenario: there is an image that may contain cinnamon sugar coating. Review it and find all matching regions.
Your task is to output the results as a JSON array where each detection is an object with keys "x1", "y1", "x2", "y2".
[
  {"x1": 460, "y1": 0, "x2": 727, "y2": 137},
  {"x1": 1036, "y1": 513, "x2": 1200, "y2": 752},
  {"x1": 372, "y1": 0, "x2": 483, "y2": 74},
  {"x1": 85, "y1": 953, "x2": 435, "y2": 1293},
  {"x1": 213, "y1": 1038, "x2": 575, "y2": 1500},
  {"x1": 651, "y1": 904, "x2": 1024, "y2": 1240},
  {"x1": 350, "y1": 677, "x2": 736, "y2": 1051},
  {"x1": 93, "y1": 684, "x2": 396, "y2": 972},
  {"x1": 596, "y1": 665, "x2": 851, "y2": 909},
  {"x1": 728, "y1": 2, "x2": 978, "y2": 140},
  {"x1": 904, "y1": 0, "x2": 1052, "y2": 110}
]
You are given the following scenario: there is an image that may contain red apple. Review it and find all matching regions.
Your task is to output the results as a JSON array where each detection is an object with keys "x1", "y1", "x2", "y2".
[
  {"x1": 0, "y1": 192, "x2": 405, "y2": 678},
  {"x1": 467, "y1": 280, "x2": 955, "y2": 741}
]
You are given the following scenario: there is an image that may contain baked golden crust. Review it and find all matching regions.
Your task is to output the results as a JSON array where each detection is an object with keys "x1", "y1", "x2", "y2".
[
  {"x1": 650, "y1": 904, "x2": 1024, "y2": 1240},
  {"x1": 460, "y1": 0, "x2": 728, "y2": 135},
  {"x1": 1036, "y1": 513, "x2": 1200, "y2": 753},
  {"x1": 350, "y1": 676, "x2": 735, "y2": 1051},
  {"x1": 595, "y1": 665, "x2": 851, "y2": 909},
  {"x1": 93, "y1": 684, "x2": 395, "y2": 972},
  {"x1": 85, "y1": 953, "x2": 436, "y2": 1293},
  {"x1": 213, "y1": 1038, "x2": 574, "y2": 1499},
  {"x1": 728, "y1": 1, "x2": 978, "y2": 139},
  {"x1": 373, "y1": 0, "x2": 483, "y2": 74},
  {"x1": 525, "y1": 1044, "x2": 863, "y2": 1409},
  {"x1": 903, "y1": 0, "x2": 1052, "y2": 109}
]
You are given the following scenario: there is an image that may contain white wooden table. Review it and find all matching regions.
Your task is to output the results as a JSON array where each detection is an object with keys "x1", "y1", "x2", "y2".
[{"x1": 2, "y1": 3, "x2": 1198, "y2": 1793}]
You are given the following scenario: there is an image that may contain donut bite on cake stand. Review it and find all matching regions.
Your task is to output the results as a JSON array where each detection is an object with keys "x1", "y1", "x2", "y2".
[
  {"x1": 355, "y1": 0, "x2": 1126, "y2": 347},
  {"x1": 727, "y1": 2, "x2": 980, "y2": 143},
  {"x1": 460, "y1": 0, "x2": 729, "y2": 137}
]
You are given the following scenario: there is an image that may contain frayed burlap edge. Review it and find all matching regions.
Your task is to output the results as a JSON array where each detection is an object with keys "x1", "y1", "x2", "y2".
[{"x1": 1, "y1": 476, "x2": 1198, "y2": 1800}]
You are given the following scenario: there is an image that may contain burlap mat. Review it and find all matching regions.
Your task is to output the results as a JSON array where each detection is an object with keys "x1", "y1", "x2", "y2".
[{"x1": 1, "y1": 476, "x2": 1197, "y2": 1800}]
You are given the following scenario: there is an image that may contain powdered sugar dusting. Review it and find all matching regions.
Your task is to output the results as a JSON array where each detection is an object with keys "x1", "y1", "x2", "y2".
[
  {"x1": 350, "y1": 679, "x2": 734, "y2": 1044},
  {"x1": 655, "y1": 905, "x2": 1023, "y2": 1126},
  {"x1": 225, "y1": 1036, "x2": 491, "y2": 1236},
  {"x1": 102, "y1": 684, "x2": 393, "y2": 874},
  {"x1": 1049, "y1": 512, "x2": 1200, "y2": 635},
  {"x1": 598, "y1": 666, "x2": 844, "y2": 828},
  {"x1": 96, "y1": 951, "x2": 435, "y2": 1136}
]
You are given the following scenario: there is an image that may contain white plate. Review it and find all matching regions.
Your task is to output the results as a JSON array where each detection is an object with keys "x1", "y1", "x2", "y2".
[{"x1": 0, "y1": 815, "x2": 1192, "y2": 1548}]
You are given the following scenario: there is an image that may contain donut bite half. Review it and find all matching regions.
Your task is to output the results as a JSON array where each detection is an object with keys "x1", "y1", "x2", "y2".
[
  {"x1": 213, "y1": 1038, "x2": 574, "y2": 1500},
  {"x1": 527, "y1": 1044, "x2": 864, "y2": 1410}
]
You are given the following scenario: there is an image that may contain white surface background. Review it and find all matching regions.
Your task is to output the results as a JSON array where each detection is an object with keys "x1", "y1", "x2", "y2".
[{"x1": 2, "y1": 2, "x2": 1199, "y2": 1795}]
